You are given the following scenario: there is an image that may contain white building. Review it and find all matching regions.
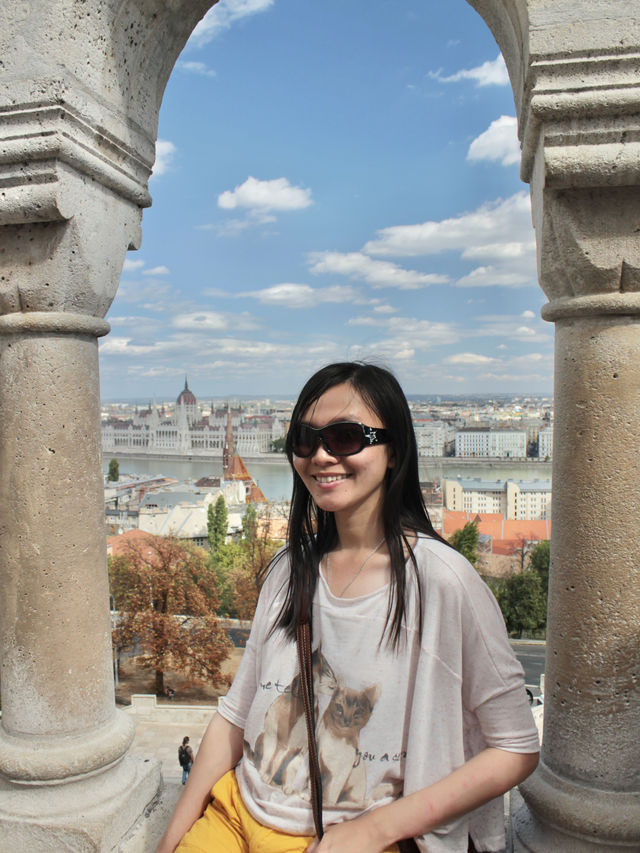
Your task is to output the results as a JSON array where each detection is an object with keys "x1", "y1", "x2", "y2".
[
  {"x1": 442, "y1": 477, "x2": 551, "y2": 520},
  {"x1": 506, "y1": 479, "x2": 552, "y2": 520},
  {"x1": 413, "y1": 421, "x2": 451, "y2": 457},
  {"x1": 539, "y1": 426, "x2": 554, "y2": 459},
  {"x1": 455, "y1": 428, "x2": 490, "y2": 457},
  {"x1": 488, "y1": 429, "x2": 528, "y2": 459},
  {"x1": 102, "y1": 381, "x2": 285, "y2": 457},
  {"x1": 454, "y1": 427, "x2": 528, "y2": 458}
]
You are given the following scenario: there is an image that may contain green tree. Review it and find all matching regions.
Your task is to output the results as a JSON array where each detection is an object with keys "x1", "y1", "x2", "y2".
[
  {"x1": 233, "y1": 503, "x2": 279, "y2": 619},
  {"x1": 210, "y1": 544, "x2": 239, "y2": 618},
  {"x1": 109, "y1": 534, "x2": 231, "y2": 696},
  {"x1": 107, "y1": 458, "x2": 120, "y2": 482},
  {"x1": 495, "y1": 570, "x2": 547, "y2": 638},
  {"x1": 448, "y1": 520, "x2": 479, "y2": 568},
  {"x1": 210, "y1": 503, "x2": 280, "y2": 619},
  {"x1": 271, "y1": 436, "x2": 286, "y2": 453},
  {"x1": 528, "y1": 540, "x2": 551, "y2": 592},
  {"x1": 208, "y1": 494, "x2": 228, "y2": 555}
]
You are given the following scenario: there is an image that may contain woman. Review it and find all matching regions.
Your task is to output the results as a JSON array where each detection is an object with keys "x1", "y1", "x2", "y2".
[{"x1": 157, "y1": 362, "x2": 539, "y2": 853}]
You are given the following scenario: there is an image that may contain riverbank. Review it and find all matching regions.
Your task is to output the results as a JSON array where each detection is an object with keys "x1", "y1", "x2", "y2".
[
  {"x1": 105, "y1": 451, "x2": 551, "y2": 470},
  {"x1": 104, "y1": 453, "x2": 552, "y2": 502}
]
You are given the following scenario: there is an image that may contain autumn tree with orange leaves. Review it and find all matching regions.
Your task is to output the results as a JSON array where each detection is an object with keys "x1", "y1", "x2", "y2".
[{"x1": 109, "y1": 534, "x2": 232, "y2": 696}]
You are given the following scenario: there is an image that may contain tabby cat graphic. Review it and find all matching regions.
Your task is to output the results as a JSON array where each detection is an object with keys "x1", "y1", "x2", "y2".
[
  {"x1": 247, "y1": 648, "x2": 337, "y2": 788},
  {"x1": 318, "y1": 679, "x2": 380, "y2": 806}
]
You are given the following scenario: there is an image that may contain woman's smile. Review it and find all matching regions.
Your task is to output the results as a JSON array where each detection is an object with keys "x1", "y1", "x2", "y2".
[{"x1": 313, "y1": 473, "x2": 352, "y2": 485}]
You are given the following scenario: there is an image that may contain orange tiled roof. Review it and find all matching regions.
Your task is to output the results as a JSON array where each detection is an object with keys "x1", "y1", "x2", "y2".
[
  {"x1": 246, "y1": 483, "x2": 267, "y2": 503},
  {"x1": 443, "y1": 510, "x2": 551, "y2": 555},
  {"x1": 224, "y1": 455, "x2": 253, "y2": 481},
  {"x1": 107, "y1": 528, "x2": 155, "y2": 557}
]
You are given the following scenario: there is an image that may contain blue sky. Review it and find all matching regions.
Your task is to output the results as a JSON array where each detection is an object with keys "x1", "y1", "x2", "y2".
[{"x1": 100, "y1": 0, "x2": 553, "y2": 401}]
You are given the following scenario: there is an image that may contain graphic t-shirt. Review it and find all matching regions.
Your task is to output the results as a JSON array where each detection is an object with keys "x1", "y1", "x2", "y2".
[{"x1": 218, "y1": 535, "x2": 539, "y2": 852}]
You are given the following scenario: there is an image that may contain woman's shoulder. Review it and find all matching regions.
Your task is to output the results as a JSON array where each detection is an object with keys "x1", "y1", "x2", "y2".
[
  {"x1": 412, "y1": 533, "x2": 486, "y2": 591},
  {"x1": 261, "y1": 544, "x2": 291, "y2": 589}
]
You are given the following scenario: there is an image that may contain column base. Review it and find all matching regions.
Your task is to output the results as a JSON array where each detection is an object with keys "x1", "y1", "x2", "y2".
[
  {"x1": 118, "y1": 780, "x2": 183, "y2": 853},
  {"x1": 510, "y1": 771, "x2": 640, "y2": 852},
  {"x1": 512, "y1": 800, "x2": 639, "y2": 852},
  {"x1": 0, "y1": 755, "x2": 161, "y2": 852}
]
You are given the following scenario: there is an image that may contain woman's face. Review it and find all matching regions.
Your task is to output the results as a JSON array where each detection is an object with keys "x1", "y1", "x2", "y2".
[{"x1": 292, "y1": 382, "x2": 393, "y2": 525}]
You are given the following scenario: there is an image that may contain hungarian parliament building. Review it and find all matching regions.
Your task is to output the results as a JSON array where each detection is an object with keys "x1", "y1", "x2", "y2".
[{"x1": 101, "y1": 379, "x2": 286, "y2": 458}]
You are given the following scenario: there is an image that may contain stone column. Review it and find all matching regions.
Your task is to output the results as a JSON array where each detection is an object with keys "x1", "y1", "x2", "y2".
[
  {"x1": 0, "y1": 1, "x2": 216, "y2": 849},
  {"x1": 502, "y1": 10, "x2": 640, "y2": 850},
  {"x1": 514, "y1": 297, "x2": 640, "y2": 851}
]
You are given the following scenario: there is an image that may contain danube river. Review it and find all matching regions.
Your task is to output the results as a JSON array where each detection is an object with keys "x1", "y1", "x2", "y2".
[{"x1": 103, "y1": 454, "x2": 552, "y2": 502}]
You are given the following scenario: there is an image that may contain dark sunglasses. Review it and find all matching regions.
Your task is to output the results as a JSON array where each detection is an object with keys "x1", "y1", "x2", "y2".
[{"x1": 291, "y1": 420, "x2": 391, "y2": 458}]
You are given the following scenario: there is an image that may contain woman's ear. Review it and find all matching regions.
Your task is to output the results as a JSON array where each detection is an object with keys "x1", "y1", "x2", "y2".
[{"x1": 387, "y1": 447, "x2": 396, "y2": 469}]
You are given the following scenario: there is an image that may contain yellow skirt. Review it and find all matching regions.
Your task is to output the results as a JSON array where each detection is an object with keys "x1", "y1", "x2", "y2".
[{"x1": 176, "y1": 769, "x2": 401, "y2": 853}]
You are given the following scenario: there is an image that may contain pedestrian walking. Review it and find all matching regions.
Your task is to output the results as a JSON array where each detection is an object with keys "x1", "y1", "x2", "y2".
[{"x1": 178, "y1": 736, "x2": 194, "y2": 785}]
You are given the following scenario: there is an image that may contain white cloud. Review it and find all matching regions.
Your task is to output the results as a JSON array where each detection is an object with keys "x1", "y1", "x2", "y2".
[
  {"x1": 467, "y1": 115, "x2": 520, "y2": 167},
  {"x1": 430, "y1": 55, "x2": 509, "y2": 87},
  {"x1": 364, "y1": 192, "x2": 533, "y2": 258},
  {"x1": 218, "y1": 176, "x2": 313, "y2": 222},
  {"x1": 444, "y1": 353, "x2": 496, "y2": 365},
  {"x1": 172, "y1": 311, "x2": 259, "y2": 332},
  {"x1": 123, "y1": 258, "x2": 145, "y2": 272},
  {"x1": 152, "y1": 140, "x2": 177, "y2": 177},
  {"x1": 143, "y1": 266, "x2": 171, "y2": 276},
  {"x1": 347, "y1": 316, "x2": 460, "y2": 351},
  {"x1": 348, "y1": 316, "x2": 384, "y2": 327},
  {"x1": 172, "y1": 312, "x2": 227, "y2": 331},
  {"x1": 106, "y1": 316, "x2": 158, "y2": 328},
  {"x1": 462, "y1": 242, "x2": 526, "y2": 261},
  {"x1": 176, "y1": 60, "x2": 217, "y2": 78},
  {"x1": 189, "y1": 0, "x2": 274, "y2": 48},
  {"x1": 455, "y1": 265, "x2": 531, "y2": 288},
  {"x1": 215, "y1": 218, "x2": 253, "y2": 236},
  {"x1": 309, "y1": 251, "x2": 448, "y2": 290},
  {"x1": 471, "y1": 314, "x2": 552, "y2": 344},
  {"x1": 242, "y1": 283, "x2": 361, "y2": 309},
  {"x1": 99, "y1": 337, "x2": 161, "y2": 356}
]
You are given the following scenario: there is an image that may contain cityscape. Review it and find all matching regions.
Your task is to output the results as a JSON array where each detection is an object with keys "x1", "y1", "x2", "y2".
[{"x1": 103, "y1": 377, "x2": 553, "y2": 579}]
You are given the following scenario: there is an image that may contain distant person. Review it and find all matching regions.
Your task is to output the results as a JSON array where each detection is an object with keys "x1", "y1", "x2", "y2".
[
  {"x1": 158, "y1": 362, "x2": 539, "y2": 852},
  {"x1": 178, "y1": 736, "x2": 194, "y2": 785},
  {"x1": 166, "y1": 686, "x2": 175, "y2": 700}
]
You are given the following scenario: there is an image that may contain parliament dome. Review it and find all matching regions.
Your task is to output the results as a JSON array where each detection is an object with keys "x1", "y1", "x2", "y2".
[{"x1": 177, "y1": 377, "x2": 197, "y2": 407}]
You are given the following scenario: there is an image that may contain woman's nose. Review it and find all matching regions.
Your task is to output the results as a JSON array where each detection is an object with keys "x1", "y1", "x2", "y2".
[{"x1": 310, "y1": 440, "x2": 338, "y2": 462}]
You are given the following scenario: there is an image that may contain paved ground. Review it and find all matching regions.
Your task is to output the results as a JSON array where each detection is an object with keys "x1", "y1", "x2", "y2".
[{"x1": 128, "y1": 715, "x2": 214, "y2": 783}]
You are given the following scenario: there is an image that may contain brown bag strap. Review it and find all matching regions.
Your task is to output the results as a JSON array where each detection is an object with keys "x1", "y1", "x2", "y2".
[{"x1": 296, "y1": 621, "x2": 324, "y2": 840}]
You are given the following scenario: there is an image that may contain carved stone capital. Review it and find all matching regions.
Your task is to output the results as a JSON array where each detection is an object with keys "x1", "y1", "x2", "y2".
[
  {"x1": 0, "y1": 0, "x2": 217, "y2": 322},
  {"x1": 532, "y1": 184, "x2": 640, "y2": 308}
]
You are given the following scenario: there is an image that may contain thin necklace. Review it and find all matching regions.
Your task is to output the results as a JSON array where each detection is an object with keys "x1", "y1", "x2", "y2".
[{"x1": 326, "y1": 537, "x2": 385, "y2": 598}]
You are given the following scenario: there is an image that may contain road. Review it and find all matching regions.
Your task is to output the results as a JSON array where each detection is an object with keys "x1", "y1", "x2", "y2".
[{"x1": 511, "y1": 642, "x2": 546, "y2": 694}]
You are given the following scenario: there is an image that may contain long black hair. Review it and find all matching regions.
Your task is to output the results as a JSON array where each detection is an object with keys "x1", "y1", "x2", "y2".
[{"x1": 275, "y1": 361, "x2": 447, "y2": 647}]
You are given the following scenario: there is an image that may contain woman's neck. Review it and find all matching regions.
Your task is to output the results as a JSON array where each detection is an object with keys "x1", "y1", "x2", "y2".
[{"x1": 333, "y1": 510, "x2": 385, "y2": 553}]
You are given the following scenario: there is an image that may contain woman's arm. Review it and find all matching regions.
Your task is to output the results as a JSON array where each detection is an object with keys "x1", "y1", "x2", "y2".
[
  {"x1": 308, "y1": 747, "x2": 539, "y2": 853},
  {"x1": 155, "y1": 712, "x2": 244, "y2": 853}
]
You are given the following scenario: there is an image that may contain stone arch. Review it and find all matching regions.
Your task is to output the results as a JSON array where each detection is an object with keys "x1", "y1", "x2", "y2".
[{"x1": 0, "y1": 2, "x2": 638, "y2": 850}]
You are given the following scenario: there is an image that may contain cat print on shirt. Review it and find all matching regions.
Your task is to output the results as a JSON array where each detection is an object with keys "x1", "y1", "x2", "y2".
[
  {"x1": 318, "y1": 679, "x2": 380, "y2": 806},
  {"x1": 247, "y1": 648, "x2": 337, "y2": 787},
  {"x1": 246, "y1": 646, "x2": 380, "y2": 810}
]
